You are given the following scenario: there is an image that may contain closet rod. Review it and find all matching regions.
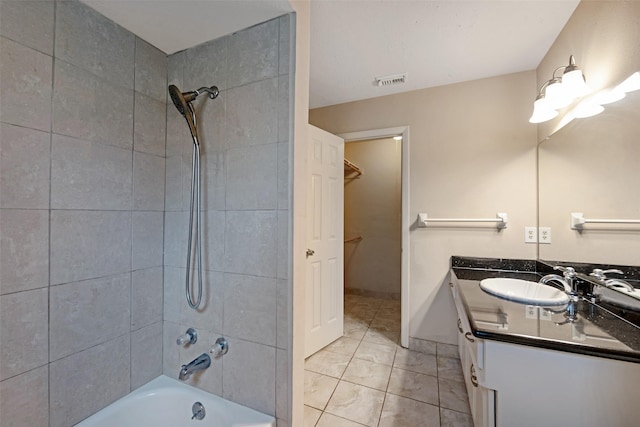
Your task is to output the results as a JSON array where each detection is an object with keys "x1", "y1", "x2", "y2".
[
  {"x1": 344, "y1": 236, "x2": 363, "y2": 244},
  {"x1": 344, "y1": 158, "x2": 363, "y2": 176},
  {"x1": 571, "y1": 212, "x2": 640, "y2": 229}
]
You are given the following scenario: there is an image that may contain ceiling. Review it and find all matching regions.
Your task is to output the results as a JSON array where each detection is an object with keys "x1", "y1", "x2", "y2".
[{"x1": 81, "y1": 0, "x2": 580, "y2": 109}]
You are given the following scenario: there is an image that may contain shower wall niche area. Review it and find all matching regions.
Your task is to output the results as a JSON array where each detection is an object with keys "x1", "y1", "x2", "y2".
[{"x1": 0, "y1": 1, "x2": 293, "y2": 426}]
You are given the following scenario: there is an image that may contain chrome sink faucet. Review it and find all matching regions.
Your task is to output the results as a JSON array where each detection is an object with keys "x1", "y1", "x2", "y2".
[
  {"x1": 179, "y1": 353, "x2": 211, "y2": 381},
  {"x1": 540, "y1": 266, "x2": 577, "y2": 294},
  {"x1": 541, "y1": 266, "x2": 579, "y2": 321},
  {"x1": 589, "y1": 269, "x2": 635, "y2": 292}
]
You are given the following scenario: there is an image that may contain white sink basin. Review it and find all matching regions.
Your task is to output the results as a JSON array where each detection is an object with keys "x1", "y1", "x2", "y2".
[{"x1": 480, "y1": 278, "x2": 570, "y2": 306}]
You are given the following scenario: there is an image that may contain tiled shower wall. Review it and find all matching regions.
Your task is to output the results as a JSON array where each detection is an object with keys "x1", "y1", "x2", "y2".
[
  {"x1": 0, "y1": 1, "x2": 166, "y2": 426},
  {"x1": 162, "y1": 16, "x2": 292, "y2": 427}
]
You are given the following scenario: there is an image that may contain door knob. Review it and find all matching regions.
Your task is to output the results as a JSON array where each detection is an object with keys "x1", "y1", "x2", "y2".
[{"x1": 306, "y1": 249, "x2": 315, "y2": 257}]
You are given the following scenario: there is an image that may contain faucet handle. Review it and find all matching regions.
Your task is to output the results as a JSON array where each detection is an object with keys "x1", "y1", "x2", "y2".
[
  {"x1": 177, "y1": 328, "x2": 198, "y2": 346},
  {"x1": 209, "y1": 337, "x2": 229, "y2": 358},
  {"x1": 590, "y1": 269, "x2": 623, "y2": 281},
  {"x1": 554, "y1": 265, "x2": 576, "y2": 278}
]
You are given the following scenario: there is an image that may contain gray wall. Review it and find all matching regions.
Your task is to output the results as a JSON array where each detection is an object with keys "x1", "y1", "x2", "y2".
[
  {"x1": 162, "y1": 15, "x2": 292, "y2": 426},
  {"x1": 1, "y1": 3, "x2": 292, "y2": 427},
  {"x1": 0, "y1": 1, "x2": 166, "y2": 425}
]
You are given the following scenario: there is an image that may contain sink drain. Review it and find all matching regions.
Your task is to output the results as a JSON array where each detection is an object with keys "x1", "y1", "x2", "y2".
[{"x1": 192, "y1": 402, "x2": 205, "y2": 421}]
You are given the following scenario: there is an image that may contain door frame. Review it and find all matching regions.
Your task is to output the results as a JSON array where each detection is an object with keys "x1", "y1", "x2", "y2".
[{"x1": 338, "y1": 126, "x2": 410, "y2": 348}]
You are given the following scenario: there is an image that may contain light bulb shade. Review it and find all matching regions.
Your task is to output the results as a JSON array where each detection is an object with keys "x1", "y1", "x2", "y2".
[
  {"x1": 616, "y1": 71, "x2": 640, "y2": 93},
  {"x1": 593, "y1": 88, "x2": 625, "y2": 105},
  {"x1": 529, "y1": 97, "x2": 558, "y2": 123},
  {"x1": 573, "y1": 100, "x2": 604, "y2": 119},
  {"x1": 562, "y1": 69, "x2": 590, "y2": 98},
  {"x1": 544, "y1": 79, "x2": 572, "y2": 109}
]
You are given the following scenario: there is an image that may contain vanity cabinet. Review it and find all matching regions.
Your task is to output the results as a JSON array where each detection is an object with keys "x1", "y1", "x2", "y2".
[
  {"x1": 452, "y1": 281, "x2": 496, "y2": 427},
  {"x1": 451, "y1": 274, "x2": 640, "y2": 427}
]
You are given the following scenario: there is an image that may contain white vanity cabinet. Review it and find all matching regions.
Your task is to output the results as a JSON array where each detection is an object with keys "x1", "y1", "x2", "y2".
[
  {"x1": 452, "y1": 282, "x2": 495, "y2": 427},
  {"x1": 450, "y1": 276, "x2": 640, "y2": 427}
]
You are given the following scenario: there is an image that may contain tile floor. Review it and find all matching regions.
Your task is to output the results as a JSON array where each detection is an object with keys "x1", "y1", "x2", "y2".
[{"x1": 304, "y1": 294, "x2": 473, "y2": 427}]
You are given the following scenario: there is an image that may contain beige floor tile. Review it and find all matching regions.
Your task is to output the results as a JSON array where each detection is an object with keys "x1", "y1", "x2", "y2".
[
  {"x1": 305, "y1": 350, "x2": 351, "y2": 378},
  {"x1": 437, "y1": 342, "x2": 459, "y2": 359},
  {"x1": 376, "y1": 305, "x2": 400, "y2": 319},
  {"x1": 316, "y1": 412, "x2": 368, "y2": 427},
  {"x1": 353, "y1": 340, "x2": 397, "y2": 366},
  {"x1": 387, "y1": 367, "x2": 438, "y2": 405},
  {"x1": 393, "y1": 347, "x2": 438, "y2": 376},
  {"x1": 342, "y1": 358, "x2": 392, "y2": 391},
  {"x1": 344, "y1": 324, "x2": 368, "y2": 340},
  {"x1": 370, "y1": 316, "x2": 400, "y2": 332},
  {"x1": 440, "y1": 407, "x2": 473, "y2": 427},
  {"x1": 437, "y1": 356, "x2": 465, "y2": 382},
  {"x1": 304, "y1": 405, "x2": 322, "y2": 427},
  {"x1": 347, "y1": 309, "x2": 377, "y2": 324},
  {"x1": 409, "y1": 337, "x2": 437, "y2": 355},
  {"x1": 438, "y1": 378, "x2": 470, "y2": 414},
  {"x1": 304, "y1": 370, "x2": 339, "y2": 410},
  {"x1": 379, "y1": 393, "x2": 440, "y2": 427},
  {"x1": 323, "y1": 336, "x2": 361, "y2": 356},
  {"x1": 362, "y1": 329, "x2": 399, "y2": 346},
  {"x1": 325, "y1": 381, "x2": 385, "y2": 427}
]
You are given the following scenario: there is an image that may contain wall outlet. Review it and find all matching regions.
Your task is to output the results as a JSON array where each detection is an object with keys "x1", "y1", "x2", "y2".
[
  {"x1": 539, "y1": 227, "x2": 552, "y2": 244},
  {"x1": 524, "y1": 226, "x2": 537, "y2": 243},
  {"x1": 525, "y1": 305, "x2": 538, "y2": 319},
  {"x1": 540, "y1": 309, "x2": 553, "y2": 321}
]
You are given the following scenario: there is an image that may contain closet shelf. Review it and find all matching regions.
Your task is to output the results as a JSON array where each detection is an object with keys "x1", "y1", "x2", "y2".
[{"x1": 344, "y1": 158, "x2": 363, "y2": 177}]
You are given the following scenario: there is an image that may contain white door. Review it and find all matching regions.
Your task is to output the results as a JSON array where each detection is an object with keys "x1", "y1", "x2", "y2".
[{"x1": 304, "y1": 125, "x2": 344, "y2": 358}]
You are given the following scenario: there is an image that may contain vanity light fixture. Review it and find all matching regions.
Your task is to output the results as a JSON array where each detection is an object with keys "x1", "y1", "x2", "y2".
[{"x1": 529, "y1": 55, "x2": 591, "y2": 123}]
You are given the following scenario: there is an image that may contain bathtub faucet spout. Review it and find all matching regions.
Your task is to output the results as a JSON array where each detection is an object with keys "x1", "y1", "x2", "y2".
[{"x1": 179, "y1": 353, "x2": 211, "y2": 380}]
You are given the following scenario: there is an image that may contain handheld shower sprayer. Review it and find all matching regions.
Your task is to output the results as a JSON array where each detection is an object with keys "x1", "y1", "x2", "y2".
[
  {"x1": 168, "y1": 85, "x2": 219, "y2": 143},
  {"x1": 168, "y1": 84, "x2": 219, "y2": 310}
]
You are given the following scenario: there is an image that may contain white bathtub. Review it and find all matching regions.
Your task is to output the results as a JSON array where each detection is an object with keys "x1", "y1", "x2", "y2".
[{"x1": 75, "y1": 375, "x2": 276, "y2": 427}]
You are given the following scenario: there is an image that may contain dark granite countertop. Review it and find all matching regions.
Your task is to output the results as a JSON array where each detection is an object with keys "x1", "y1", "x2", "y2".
[{"x1": 451, "y1": 259, "x2": 640, "y2": 364}]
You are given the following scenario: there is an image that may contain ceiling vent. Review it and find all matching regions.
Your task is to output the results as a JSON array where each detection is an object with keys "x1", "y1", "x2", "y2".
[{"x1": 375, "y1": 73, "x2": 407, "y2": 87}]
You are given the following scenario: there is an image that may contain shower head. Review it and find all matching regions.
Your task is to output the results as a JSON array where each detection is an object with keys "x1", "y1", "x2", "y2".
[
  {"x1": 169, "y1": 85, "x2": 192, "y2": 116},
  {"x1": 169, "y1": 85, "x2": 219, "y2": 116},
  {"x1": 168, "y1": 84, "x2": 220, "y2": 146}
]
